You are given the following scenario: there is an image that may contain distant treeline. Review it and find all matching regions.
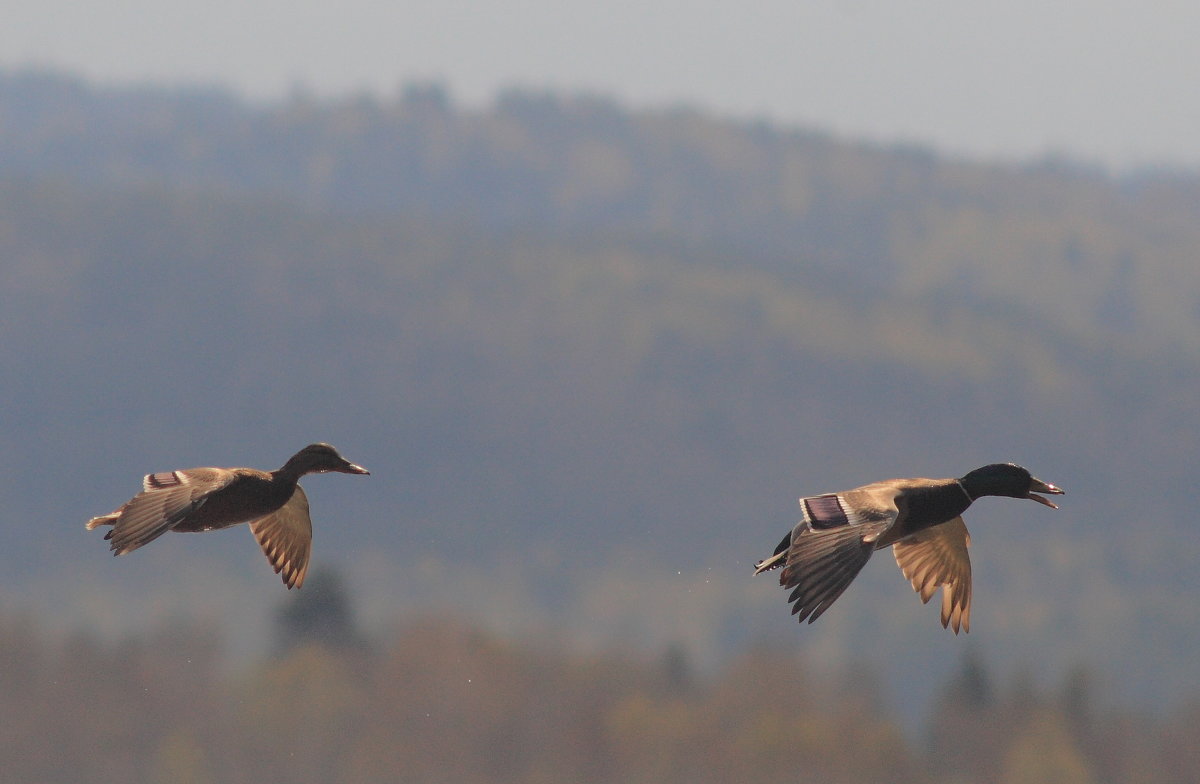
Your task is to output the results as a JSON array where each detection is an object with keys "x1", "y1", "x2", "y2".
[{"x1": 0, "y1": 604, "x2": 1193, "y2": 784}]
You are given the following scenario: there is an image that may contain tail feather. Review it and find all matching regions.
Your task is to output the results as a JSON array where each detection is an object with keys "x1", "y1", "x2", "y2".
[
  {"x1": 753, "y1": 530, "x2": 794, "y2": 575},
  {"x1": 86, "y1": 513, "x2": 119, "y2": 530},
  {"x1": 753, "y1": 549, "x2": 787, "y2": 576}
]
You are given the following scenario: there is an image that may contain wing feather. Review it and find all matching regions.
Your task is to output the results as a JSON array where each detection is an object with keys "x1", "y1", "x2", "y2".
[
  {"x1": 780, "y1": 522, "x2": 888, "y2": 624},
  {"x1": 758, "y1": 486, "x2": 903, "y2": 625},
  {"x1": 248, "y1": 486, "x2": 313, "y2": 589},
  {"x1": 100, "y1": 468, "x2": 236, "y2": 555},
  {"x1": 892, "y1": 517, "x2": 973, "y2": 633}
]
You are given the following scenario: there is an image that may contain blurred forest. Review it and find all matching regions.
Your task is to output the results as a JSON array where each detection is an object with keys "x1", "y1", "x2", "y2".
[
  {"x1": 2, "y1": 68, "x2": 1200, "y2": 780},
  {"x1": 3, "y1": 578, "x2": 1197, "y2": 784}
]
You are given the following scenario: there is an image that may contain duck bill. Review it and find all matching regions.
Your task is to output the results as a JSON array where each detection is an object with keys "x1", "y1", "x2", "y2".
[
  {"x1": 341, "y1": 462, "x2": 371, "y2": 475},
  {"x1": 1027, "y1": 477, "x2": 1063, "y2": 508}
]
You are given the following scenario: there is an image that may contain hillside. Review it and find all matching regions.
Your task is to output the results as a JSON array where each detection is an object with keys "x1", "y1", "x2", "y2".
[{"x1": 2, "y1": 70, "x2": 1199, "y2": 715}]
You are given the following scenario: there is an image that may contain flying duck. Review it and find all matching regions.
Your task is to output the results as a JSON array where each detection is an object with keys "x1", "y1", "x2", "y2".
[
  {"x1": 754, "y1": 463, "x2": 1063, "y2": 633},
  {"x1": 86, "y1": 443, "x2": 369, "y2": 589}
]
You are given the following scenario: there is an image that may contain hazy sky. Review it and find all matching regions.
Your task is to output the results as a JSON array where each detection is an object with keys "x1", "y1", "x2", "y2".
[{"x1": 3, "y1": 0, "x2": 1198, "y2": 169}]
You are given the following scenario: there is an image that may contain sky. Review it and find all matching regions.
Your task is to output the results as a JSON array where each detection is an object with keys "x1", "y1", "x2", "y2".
[{"x1": 3, "y1": 0, "x2": 1199, "y2": 170}]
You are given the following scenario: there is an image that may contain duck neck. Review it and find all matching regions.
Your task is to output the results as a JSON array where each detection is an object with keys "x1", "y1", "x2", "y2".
[
  {"x1": 272, "y1": 458, "x2": 313, "y2": 486},
  {"x1": 903, "y1": 482, "x2": 975, "y2": 530}
]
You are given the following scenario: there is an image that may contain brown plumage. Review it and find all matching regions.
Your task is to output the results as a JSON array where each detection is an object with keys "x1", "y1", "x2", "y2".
[
  {"x1": 754, "y1": 463, "x2": 1063, "y2": 633},
  {"x1": 86, "y1": 443, "x2": 369, "y2": 589}
]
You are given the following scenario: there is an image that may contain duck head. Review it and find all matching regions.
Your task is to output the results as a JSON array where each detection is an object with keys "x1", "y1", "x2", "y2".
[
  {"x1": 282, "y1": 443, "x2": 371, "y2": 476},
  {"x1": 960, "y1": 463, "x2": 1063, "y2": 508}
]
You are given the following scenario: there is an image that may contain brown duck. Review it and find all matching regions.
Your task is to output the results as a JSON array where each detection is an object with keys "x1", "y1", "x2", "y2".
[
  {"x1": 86, "y1": 443, "x2": 369, "y2": 589},
  {"x1": 754, "y1": 463, "x2": 1063, "y2": 633}
]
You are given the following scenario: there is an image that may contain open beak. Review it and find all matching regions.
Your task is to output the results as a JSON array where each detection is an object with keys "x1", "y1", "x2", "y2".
[
  {"x1": 1027, "y1": 477, "x2": 1063, "y2": 508},
  {"x1": 341, "y1": 462, "x2": 371, "y2": 475}
]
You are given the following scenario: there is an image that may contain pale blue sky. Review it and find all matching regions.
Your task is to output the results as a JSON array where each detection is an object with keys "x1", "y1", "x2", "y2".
[{"x1": 3, "y1": 0, "x2": 1198, "y2": 169}]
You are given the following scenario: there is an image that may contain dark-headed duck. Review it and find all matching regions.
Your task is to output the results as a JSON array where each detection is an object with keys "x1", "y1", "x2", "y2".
[
  {"x1": 754, "y1": 463, "x2": 1063, "y2": 633},
  {"x1": 87, "y1": 443, "x2": 369, "y2": 589}
]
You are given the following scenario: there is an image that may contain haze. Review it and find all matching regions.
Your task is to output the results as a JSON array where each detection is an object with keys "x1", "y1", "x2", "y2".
[{"x1": 3, "y1": 0, "x2": 1199, "y2": 169}]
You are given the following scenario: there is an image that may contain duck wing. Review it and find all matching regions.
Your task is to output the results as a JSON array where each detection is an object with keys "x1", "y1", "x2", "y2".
[
  {"x1": 780, "y1": 521, "x2": 890, "y2": 623},
  {"x1": 97, "y1": 468, "x2": 236, "y2": 555},
  {"x1": 892, "y1": 516, "x2": 972, "y2": 634},
  {"x1": 248, "y1": 485, "x2": 313, "y2": 589},
  {"x1": 774, "y1": 489, "x2": 899, "y2": 623}
]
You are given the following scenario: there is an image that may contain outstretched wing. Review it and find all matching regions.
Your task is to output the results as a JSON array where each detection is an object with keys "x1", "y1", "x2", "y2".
[
  {"x1": 780, "y1": 522, "x2": 889, "y2": 623},
  {"x1": 892, "y1": 516, "x2": 973, "y2": 634},
  {"x1": 776, "y1": 490, "x2": 899, "y2": 623},
  {"x1": 98, "y1": 468, "x2": 236, "y2": 555},
  {"x1": 248, "y1": 485, "x2": 313, "y2": 589}
]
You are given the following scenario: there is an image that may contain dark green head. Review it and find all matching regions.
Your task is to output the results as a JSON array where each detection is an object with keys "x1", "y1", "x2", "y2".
[{"x1": 960, "y1": 463, "x2": 1063, "y2": 507}]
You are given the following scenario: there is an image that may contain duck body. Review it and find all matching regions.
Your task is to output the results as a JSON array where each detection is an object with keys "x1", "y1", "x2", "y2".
[
  {"x1": 754, "y1": 463, "x2": 1062, "y2": 634},
  {"x1": 159, "y1": 469, "x2": 296, "y2": 533},
  {"x1": 86, "y1": 443, "x2": 369, "y2": 589},
  {"x1": 870, "y1": 478, "x2": 973, "y2": 547}
]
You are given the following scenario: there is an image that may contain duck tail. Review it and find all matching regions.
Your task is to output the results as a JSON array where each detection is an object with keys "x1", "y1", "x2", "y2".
[
  {"x1": 753, "y1": 550, "x2": 786, "y2": 576},
  {"x1": 86, "y1": 513, "x2": 118, "y2": 530},
  {"x1": 753, "y1": 531, "x2": 793, "y2": 575}
]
